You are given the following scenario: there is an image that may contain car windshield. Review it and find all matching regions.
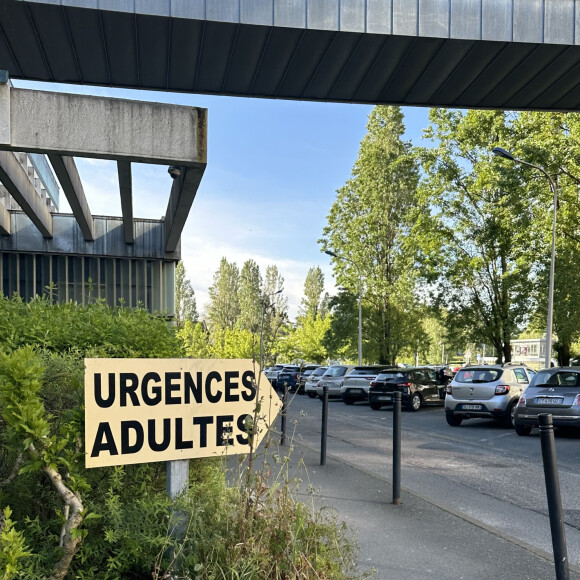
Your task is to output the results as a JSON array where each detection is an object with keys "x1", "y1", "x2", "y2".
[
  {"x1": 533, "y1": 370, "x2": 580, "y2": 387},
  {"x1": 323, "y1": 366, "x2": 348, "y2": 377},
  {"x1": 376, "y1": 371, "x2": 407, "y2": 381},
  {"x1": 311, "y1": 367, "x2": 327, "y2": 377},
  {"x1": 454, "y1": 368, "x2": 502, "y2": 383},
  {"x1": 303, "y1": 370, "x2": 313, "y2": 376}
]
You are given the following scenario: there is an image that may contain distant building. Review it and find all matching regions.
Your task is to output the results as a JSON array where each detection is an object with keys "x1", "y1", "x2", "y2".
[{"x1": 511, "y1": 337, "x2": 556, "y2": 369}]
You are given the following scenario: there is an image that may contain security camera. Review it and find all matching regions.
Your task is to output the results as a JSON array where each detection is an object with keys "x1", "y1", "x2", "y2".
[{"x1": 168, "y1": 166, "x2": 181, "y2": 179}]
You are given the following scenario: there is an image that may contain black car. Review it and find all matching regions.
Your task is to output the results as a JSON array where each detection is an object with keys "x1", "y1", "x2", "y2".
[
  {"x1": 276, "y1": 365, "x2": 301, "y2": 392},
  {"x1": 369, "y1": 367, "x2": 447, "y2": 411}
]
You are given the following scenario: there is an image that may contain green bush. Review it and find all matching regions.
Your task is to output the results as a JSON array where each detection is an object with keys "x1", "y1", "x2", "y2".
[{"x1": 0, "y1": 296, "x2": 368, "y2": 579}]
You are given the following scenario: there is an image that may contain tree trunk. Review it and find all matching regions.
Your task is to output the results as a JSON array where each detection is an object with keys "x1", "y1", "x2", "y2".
[
  {"x1": 502, "y1": 341, "x2": 512, "y2": 363},
  {"x1": 557, "y1": 341, "x2": 571, "y2": 366},
  {"x1": 493, "y1": 338, "x2": 503, "y2": 364}
]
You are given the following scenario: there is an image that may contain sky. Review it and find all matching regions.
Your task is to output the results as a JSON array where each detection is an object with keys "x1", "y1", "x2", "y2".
[{"x1": 14, "y1": 79, "x2": 430, "y2": 320}]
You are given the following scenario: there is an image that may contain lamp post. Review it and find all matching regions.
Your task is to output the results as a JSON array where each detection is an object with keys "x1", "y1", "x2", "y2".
[
  {"x1": 325, "y1": 250, "x2": 363, "y2": 365},
  {"x1": 259, "y1": 289, "x2": 283, "y2": 370},
  {"x1": 492, "y1": 147, "x2": 557, "y2": 369}
]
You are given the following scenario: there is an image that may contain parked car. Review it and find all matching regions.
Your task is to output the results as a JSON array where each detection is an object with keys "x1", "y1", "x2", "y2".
[
  {"x1": 514, "y1": 367, "x2": 580, "y2": 436},
  {"x1": 264, "y1": 364, "x2": 286, "y2": 388},
  {"x1": 445, "y1": 363, "x2": 535, "y2": 427},
  {"x1": 369, "y1": 367, "x2": 446, "y2": 411},
  {"x1": 304, "y1": 366, "x2": 328, "y2": 398},
  {"x1": 316, "y1": 365, "x2": 384, "y2": 399},
  {"x1": 315, "y1": 365, "x2": 358, "y2": 399},
  {"x1": 341, "y1": 366, "x2": 395, "y2": 405},
  {"x1": 296, "y1": 365, "x2": 320, "y2": 394},
  {"x1": 276, "y1": 365, "x2": 301, "y2": 392}
]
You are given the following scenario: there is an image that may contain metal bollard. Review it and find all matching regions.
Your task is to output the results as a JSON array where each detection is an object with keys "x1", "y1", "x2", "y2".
[
  {"x1": 392, "y1": 392, "x2": 401, "y2": 505},
  {"x1": 321, "y1": 386, "x2": 328, "y2": 466},
  {"x1": 539, "y1": 414, "x2": 569, "y2": 580},
  {"x1": 280, "y1": 382, "x2": 288, "y2": 446}
]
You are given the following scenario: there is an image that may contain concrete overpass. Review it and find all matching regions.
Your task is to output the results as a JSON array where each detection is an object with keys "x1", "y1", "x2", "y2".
[{"x1": 2, "y1": 0, "x2": 580, "y2": 111}]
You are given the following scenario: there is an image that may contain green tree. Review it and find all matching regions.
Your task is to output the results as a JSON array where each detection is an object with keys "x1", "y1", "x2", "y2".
[
  {"x1": 293, "y1": 314, "x2": 331, "y2": 363},
  {"x1": 178, "y1": 320, "x2": 210, "y2": 358},
  {"x1": 501, "y1": 111, "x2": 580, "y2": 365},
  {"x1": 207, "y1": 258, "x2": 240, "y2": 330},
  {"x1": 262, "y1": 266, "x2": 288, "y2": 364},
  {"x1": 299, "y1": 266, "x2": 325, "y2": 319},
  {"x1": 175, "y1": 261, "x2": 198, "y2": 328},
  {"x1": 320, "y1": 106, "x2": 421, "y2": 365},
  {"x1": 237, "y1": 259, "x2": 262, "y2": 333},
  {"x1": 415, "y1": 109, "x2": 540, "y2": 363}
]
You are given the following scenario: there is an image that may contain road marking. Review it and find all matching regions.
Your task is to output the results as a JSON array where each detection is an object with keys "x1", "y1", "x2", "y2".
[{"x1": 479, "y1": 432, "x2": 515, "y2": 442}]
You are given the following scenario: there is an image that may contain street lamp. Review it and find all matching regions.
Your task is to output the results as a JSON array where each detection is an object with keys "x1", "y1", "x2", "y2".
[
  {"x1": 325, "y1": 250, "x2": 363, "y2": 365},
  {"x1": 259, "y1": 289, "x2": 283, "y2": 371},
  {"x1": 492, "y1": 147, "x2": 557, "y2": 369}
]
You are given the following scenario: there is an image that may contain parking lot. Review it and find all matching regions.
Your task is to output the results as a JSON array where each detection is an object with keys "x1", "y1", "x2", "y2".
[{"x1": 277, "y1": 392, "x2": 580, "y2": 569}]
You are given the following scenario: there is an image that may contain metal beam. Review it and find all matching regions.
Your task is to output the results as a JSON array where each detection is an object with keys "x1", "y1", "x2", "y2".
[
  {"x1": 164, "y1": 166, "x2": 205, "y2": 253},
  {"x1": 48, "y1": 154, "x2": 94, "y2": 242},
  {"x1": 0, "y1": 150, "x2": 51, "y2": 237},
  {"x1": 117, "y1": 161, "x2": 133, "y2": 244}
]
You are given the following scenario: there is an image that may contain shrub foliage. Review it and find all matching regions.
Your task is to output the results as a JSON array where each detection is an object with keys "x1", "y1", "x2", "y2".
[{"x1": 0, "y1": 296, "x2": 367, "y2": 579}]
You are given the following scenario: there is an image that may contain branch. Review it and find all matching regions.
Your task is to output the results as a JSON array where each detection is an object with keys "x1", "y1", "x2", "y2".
[
  {"x1": 44, "y1": 463, "x2": 84, "y2": 580},
  {"x1": 0, "y1": 453, "x2": 23, "y2": 488}
]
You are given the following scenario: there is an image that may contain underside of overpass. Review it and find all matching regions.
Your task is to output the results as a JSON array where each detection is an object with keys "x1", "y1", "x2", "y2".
[{"x1": 3, "y1": 0, "x2": 580, "y2": 111}]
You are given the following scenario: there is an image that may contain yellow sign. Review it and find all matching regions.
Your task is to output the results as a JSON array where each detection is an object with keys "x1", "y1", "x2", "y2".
[{"x1": 85, "y1": 359, "x2": 281, "y2": 468}]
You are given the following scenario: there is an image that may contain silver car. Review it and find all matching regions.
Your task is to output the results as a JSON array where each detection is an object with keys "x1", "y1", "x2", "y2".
[
  {"x1": 341, "y1": 366, "x2": 393, "y2": 405},
  {"x1": 445, "y1": 363, "x2": 535, "y2": 427},
  {"x1": 514, "y1": 367, "x2": 580, "y2": 436},
  {"x1": 316, "y1": 365, "x2": 375, "y2": 399},
  {"x1": 304, "y1": 366, "x2": 328, "y2": 398}
]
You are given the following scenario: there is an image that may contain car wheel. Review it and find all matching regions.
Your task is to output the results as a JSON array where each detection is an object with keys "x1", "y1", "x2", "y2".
[
  {"x1": 515, "y1": 424, "x2": 532, "y2": 436},
  {"x1": 307, "y1": 392, "x2": 316, "y2": 398},
  {"x1": 408, "y1": 393, "x2": 421, "y2": 412},
  {"x1": 502, "y1": 401, "x2": 517, "y2": 428},
  {"x1": 446, "y1": 412, "x2": 462, "y2": 427},
  {"x1": 370, "y1": 402, "x2": 382, "y2": 410}
]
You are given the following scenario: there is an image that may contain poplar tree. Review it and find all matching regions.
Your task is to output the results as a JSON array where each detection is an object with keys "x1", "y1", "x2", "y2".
[
  {"x1": 175, "y1": 261, "x2": 198, "y2": 328},
  {"x1": 320, "y1": 106, "x2": 421, "y2": 365},
  {"x1": 207, "y1": 258, "x2": 240, "y2": 330},
  {"x1": 299, "y1": 266, "x2": 325, "y2": 319},
  {"x1": 237, "y1": 259, "x2": 262, "y2": 333}
]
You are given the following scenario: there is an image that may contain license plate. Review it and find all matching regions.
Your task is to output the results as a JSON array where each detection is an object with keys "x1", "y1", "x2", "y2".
[
  {"x1": 536, "y1": 397, "x2": 563, "y2": 405},
  {"x1": 378, "y1": 395, "x2": 392, "y2": 401},
  {"x1": 463, "y1": 404, "x2": 482, "y2": 411},
  {"x1": 350, "y1": 389, "x2": 362, "y2": 394}
]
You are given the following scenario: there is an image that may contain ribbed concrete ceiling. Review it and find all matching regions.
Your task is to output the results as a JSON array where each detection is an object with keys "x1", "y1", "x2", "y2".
[{"x1": 2, "y1": 1, "x2": 580, "y2": 111}]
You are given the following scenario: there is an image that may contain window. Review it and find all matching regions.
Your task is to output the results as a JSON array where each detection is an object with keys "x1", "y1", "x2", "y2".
[
  {"x1": 455, "y1": 369, "x2": 502, "y2": 383},
  {"x1": 376, "y1": 372, "x2": 406, "y2": 382},
  {"x1": 513, "y1": 368, "x2": 529, "y2": 384},
  {"x1": 324, "y1": 366, "x2": 348, "y2": 377}
]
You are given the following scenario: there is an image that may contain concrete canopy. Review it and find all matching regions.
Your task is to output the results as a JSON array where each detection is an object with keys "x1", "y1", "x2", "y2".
[
  {"x1": 3, "y1": 0, "x2": 580, "y2": 111},
  {"x1": 0, "y1": 82, "x2": 207, "y2": 254}
]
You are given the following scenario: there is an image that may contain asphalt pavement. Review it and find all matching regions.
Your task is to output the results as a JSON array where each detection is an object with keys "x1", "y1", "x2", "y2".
[{"x1": 267, "y1": 402, "x2": 580, "y2": 580}]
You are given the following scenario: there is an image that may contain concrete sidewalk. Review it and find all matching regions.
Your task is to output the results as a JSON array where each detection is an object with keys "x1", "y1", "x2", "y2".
[{"x1": 282, "y1": 441, "x2": 580, "y2": 580}]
